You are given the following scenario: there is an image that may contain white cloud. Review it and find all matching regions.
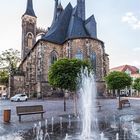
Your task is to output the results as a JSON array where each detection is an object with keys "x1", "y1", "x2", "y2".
[
  {"x1": 122, "y1": 12, "x2": 140, "y2": 29},
  {"x1": 133, "y1": 47, "x2": 140, "y2": 51}
]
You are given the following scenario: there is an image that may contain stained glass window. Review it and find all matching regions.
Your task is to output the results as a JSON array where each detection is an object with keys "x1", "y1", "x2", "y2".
[
  {"x1": 51, "y1": 51, "x2": 57, "y2": 64},
  {"x1": 75, "y1": 49, "x2": 83, "y2": 60},
  {"x1": 90, "y1": 51, "x2": 96, "y2": 73}
]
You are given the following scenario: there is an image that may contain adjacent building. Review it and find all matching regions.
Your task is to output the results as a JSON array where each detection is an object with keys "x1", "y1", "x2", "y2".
[
  {"x1": 110, "y1": 64, "x2": 140, "y2": 80},
  {"x1": 110, "y1": 64, "x2": 140, "y2": 96},
  {"x1": 0, "y1": 67, "x2": 8, "y2": 96}
]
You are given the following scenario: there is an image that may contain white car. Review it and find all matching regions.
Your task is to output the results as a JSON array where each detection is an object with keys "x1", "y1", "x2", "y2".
[
  {"x1": 1, "y1": 93, "x2": 7, "y2": 100},
  {"x1": 10, "y1": 94, "x2": 28, "y2": 102}
]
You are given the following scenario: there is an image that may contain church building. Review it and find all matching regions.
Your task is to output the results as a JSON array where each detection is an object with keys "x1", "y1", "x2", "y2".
[{"x1": 17, "y1": 0, "x2": 109, "y2": 97}]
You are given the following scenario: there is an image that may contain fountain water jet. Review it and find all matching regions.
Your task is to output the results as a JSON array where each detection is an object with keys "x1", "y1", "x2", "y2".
[
  {"x1": 60, "y1": 117, "x2": 63, "y2": 130},
  {"x1": 51, "y1": 117, "x2": 54, "y2": 133},
  {"x1": 116, "y1": 133, "x2": 119, "y2": 140},
  {"x1": 78, "y1": 68, "x2": 105, "y2": 140}
]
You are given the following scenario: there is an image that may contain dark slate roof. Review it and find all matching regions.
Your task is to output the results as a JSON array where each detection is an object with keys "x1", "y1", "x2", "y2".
[
  {"x1": 85, "y1": 15, "x2": 97, "y2": 38},
  {"x1": 67, "y1": 6, "x2": 89, "y2": 39},
  {"x1": 23, "y1": 0, "x2": 36, "y2": 17},
  {"x1": 85, "y1": 15, "x2": 96, "y2": 24},
  {"x1": 41, "y1": 3, "x2": 73, "y2": 44},
  {"x1": 41, "y1": 2, "x2": 97, "y2": 44}
]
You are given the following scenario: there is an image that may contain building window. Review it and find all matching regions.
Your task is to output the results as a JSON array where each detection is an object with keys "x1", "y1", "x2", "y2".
[
  {"x1": 66, "y1": 41, "x2": 72, "y2": 58},
  {"x1": 90, "y1": 51, "x2": 96, "y2": 73},
  {"x1": 51, "y1": 51, "x2": 58, "y2": 64},
  {"x1": 75, "y1": 49, "x2": 83, "y2": 60},
  {"x1": 27, "y1": 33, "x2": 33, "y2": 48},
  {"x1": 0, "y1": 87, "x2": 2, "y2": 91},
  {"x1": 125, "y1": 69, "x2": 131, "y2": 75}
]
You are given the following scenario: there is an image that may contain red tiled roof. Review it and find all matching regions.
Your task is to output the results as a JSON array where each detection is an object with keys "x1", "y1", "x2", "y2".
[
  {"x1": 110, "y1": 65, "x2": 126, "y2": 72},
  {"x1": 110, "y1": 65, "x2": 139, "y2": 74}
]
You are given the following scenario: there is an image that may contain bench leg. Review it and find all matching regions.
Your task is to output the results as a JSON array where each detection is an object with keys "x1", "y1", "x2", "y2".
[
  {"x1": 41, "y1": 113, "x2": 43, "y2": 119},
  {"x1": 19, "y1": 115, "x2": 21, "y2": 122}
]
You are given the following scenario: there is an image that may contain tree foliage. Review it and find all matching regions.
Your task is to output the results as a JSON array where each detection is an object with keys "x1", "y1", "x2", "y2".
[
  {"x1": 0, "y1": 70, "x2": 8, "y2": 85},
  {"x1": 133, "y1": 78, "x2": 140, "y2": 92},
  {"x1": 0, "y1": 48, "x2": 21, "y2": 71},
  {"x1": 48, "y1": 58, "x2": 92, "y2": 92},
  {"x1": 105, "y1": 71, "x2": 132, "y2": 90}
]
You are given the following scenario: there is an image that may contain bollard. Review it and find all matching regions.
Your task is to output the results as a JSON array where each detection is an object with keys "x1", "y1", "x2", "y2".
[{"x1": 3, "y1": 109, "x2": 11, "y2": 123}]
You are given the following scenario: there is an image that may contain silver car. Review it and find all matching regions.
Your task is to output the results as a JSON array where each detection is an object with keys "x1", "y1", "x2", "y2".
[{"x1": 10, "y1": 94, "x2": 28, "y2": 102}]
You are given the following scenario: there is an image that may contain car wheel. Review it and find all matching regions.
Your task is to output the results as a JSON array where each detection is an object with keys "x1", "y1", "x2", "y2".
[
  {"x1": 25, "y1": 98, "x2": 27, "y2": 101},
  {"x1": 17, "y1": 99, "x2": 20, "y2": 102}
]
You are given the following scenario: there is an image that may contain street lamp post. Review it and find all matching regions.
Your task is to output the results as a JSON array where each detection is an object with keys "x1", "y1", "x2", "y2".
[
  {"x1": 8, "y1": 73, "x2": 11, "y2": 98},
  {"x1": 8, "y1": 63, "x2": 12, "y2": 98}
]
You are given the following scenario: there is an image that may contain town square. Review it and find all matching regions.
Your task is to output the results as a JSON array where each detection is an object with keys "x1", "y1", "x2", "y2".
[{"x1": 0, "y1": 0, "x2": 140, "y2": 140}]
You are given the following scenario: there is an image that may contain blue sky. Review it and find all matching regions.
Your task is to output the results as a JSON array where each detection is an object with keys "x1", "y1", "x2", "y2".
[{"x1": 0, "y1": 0, "x2": 140, "y2": 68}]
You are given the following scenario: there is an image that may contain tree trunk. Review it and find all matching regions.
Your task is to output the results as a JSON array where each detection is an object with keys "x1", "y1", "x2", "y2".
[
  {"x1": 64, "y1": 95, "x2": 66, "y2": 112},
  {"x1": 118, "y1": 89, "x2": 122, "y2": 109},
  {"x1": 62, "y1": 89, "x2": 66, "y2": 112}
]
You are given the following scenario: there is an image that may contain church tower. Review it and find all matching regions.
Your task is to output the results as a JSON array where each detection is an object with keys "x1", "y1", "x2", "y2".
[
  {"x1": 77, "y1": 0, "x2": 85, "y2": 20},
  {"x1": 21, "y1": 0, "x2": 37, "y2": 59}
]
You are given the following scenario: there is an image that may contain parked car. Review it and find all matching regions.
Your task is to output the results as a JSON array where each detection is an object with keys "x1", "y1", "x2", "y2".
[
  {"x1": 10, "y1": 94, "x2": 28, "y2": 102},
  {"x1": 1, "y1": 93, "x2": 8, "y2": 100},
  {"x1": 120, "y1": 91, "x2": 130, "y2": 97}
]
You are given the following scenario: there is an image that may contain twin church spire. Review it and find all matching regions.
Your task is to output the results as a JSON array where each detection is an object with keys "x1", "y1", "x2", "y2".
[
  {"x1": 53, "y1": 0, "x2": 85, "y2": 22},
  {"x1": 24, "y1": 0, "x2": 85, "y2": 20},
  {"x1": 52, "y1": 0, "x2": 63, "y2": 23},
  {"x1": 77, "y1": 0, "x2": 85, "y2": 20},
  {"x1": 24, "y1": 0, "x2": 36, "y2": 17}
]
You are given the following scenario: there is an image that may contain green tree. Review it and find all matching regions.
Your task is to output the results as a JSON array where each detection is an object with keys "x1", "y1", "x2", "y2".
[
  {"x1": 105, "y1": 71, "x2": 132, "y2": 109},
  {"x1": 48, "y1": 58, "x2": 92, "y2": 114},
  {"x1": 0, "y1": 48, "x2": 21, "y2": 71},
  {"x1": 133, "y1": 78, "x2": 140, "y2": 94},
  {"x1": 0, "y1": 48, "x2": 21, "y2": 97},
  {"x1": 0, "y1": 70, "x2": 8, "y2": 85}
]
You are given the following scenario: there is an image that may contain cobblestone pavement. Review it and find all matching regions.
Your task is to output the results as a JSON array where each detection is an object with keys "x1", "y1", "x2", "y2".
[{"x1": 0, "y1": 97, "x2": 140, "y2": 137}]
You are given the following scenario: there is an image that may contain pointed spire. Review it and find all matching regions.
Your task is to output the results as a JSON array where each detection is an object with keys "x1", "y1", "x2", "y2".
[
  {"x1": 56, "y1": 2, "x2": 63, "y2": 18},
  {"x1": 77, "y1": 0, "x2": 85, "y2": 20},
  {"x1": 52, "y1": 0, "x2": 58, "y2": 23},
  {"x1": 24, "y1": 0, "x2": 36, "y2": 17},
  {"x1": 57, "y1": 1, "x2": 63, "y2": 10}
]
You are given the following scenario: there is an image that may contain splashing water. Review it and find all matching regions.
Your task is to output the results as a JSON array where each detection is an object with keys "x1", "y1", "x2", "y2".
[{"x1": 78, "y1": 68, "x2": 105, "y2": 140}]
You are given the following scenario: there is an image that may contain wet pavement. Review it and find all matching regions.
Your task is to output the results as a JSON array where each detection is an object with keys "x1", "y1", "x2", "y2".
[
  {"x1": 1, "y1": 97, "x2": 140, "y2": 138},
  {"x1": 0, "y1": 99, "x2": 73, "y2": 137}
]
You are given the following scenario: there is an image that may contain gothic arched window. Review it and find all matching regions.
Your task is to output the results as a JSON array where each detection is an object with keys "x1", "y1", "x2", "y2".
[
  {"x1": 66, "y1": 41, "x2": 71, "y2": 58},
  {"x1": 90, "y1": 51, "x2": 96, "y2": 73},
  {"x1": 75, "y1": 49, "x2": 83, "y2": 60},
  {"x1": 50, "y1": 51, "x2": 58, "y2": 64},
  {"x1": 27, "y1": 33, "x2": 33, "y2": 48}
]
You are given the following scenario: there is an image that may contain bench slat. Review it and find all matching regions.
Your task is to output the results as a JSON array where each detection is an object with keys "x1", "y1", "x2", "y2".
[
  {"x1": 16, "y1": 105, "x2": 43, "y2": 113},
  {"x1": 18, "y1": 111, "x2": 45, "y2": 115}
]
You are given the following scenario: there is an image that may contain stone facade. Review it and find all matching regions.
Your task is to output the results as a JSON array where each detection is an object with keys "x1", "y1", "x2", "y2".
[{"x1": 19, "y1": 38, "x2": 109, "y2": 97}]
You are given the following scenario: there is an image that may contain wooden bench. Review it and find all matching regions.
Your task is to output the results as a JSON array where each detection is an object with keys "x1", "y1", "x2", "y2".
[
  {"x1": 120, "y1": 99, "x2": 130, "y2": 107},
  {"x1": 16, "y1": 105, "x2": 45, "y2": 122},
  {"x1": 96, "y1": 101, "x2": 102, "y2": 111}
]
